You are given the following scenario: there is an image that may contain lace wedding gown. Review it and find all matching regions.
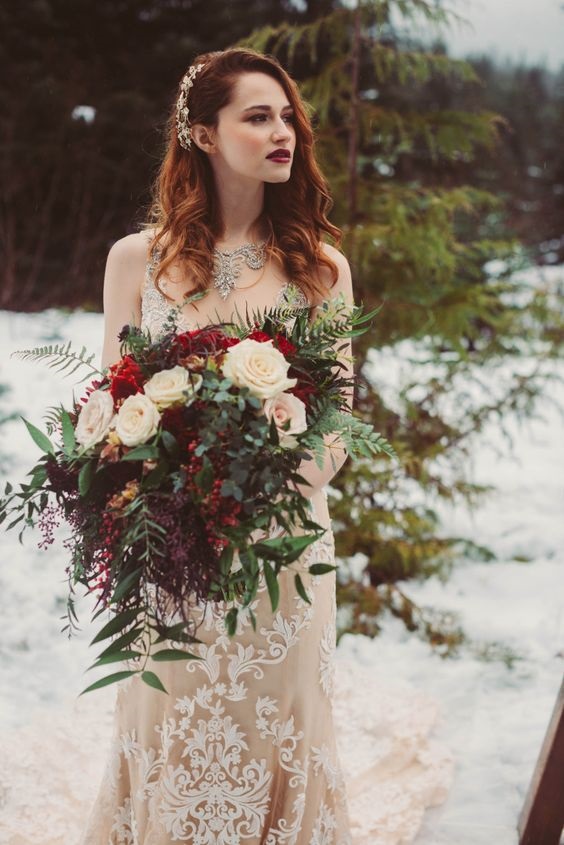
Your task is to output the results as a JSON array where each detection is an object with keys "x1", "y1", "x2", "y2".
[{"x1": 0, "y1": 252, "x2": 454, "y2": 845}]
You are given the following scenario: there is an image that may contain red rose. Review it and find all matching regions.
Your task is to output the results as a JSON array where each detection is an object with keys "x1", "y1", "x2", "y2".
[
  {"x1": 171, "y1": 328, "x2": 238, "y2": 359},
  {"x1": 274, "y1": 334, "x2": 297, "y2": 357},
  {"x1": 246, "y1": 329, "x2": 272, "y2": 343},
  {"x1": 109, "y1": 355, "x2": 145, "y2": 403}
]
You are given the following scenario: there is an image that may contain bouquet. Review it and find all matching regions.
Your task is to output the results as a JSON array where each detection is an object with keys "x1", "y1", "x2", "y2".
[{"x1": 0, "y1": 293, "x2": 394, "y2": 694}]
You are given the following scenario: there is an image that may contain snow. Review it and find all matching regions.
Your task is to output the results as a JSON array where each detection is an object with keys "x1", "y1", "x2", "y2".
[{"x1": 0, "y1": 266, "x2": 563, "y2": 843}]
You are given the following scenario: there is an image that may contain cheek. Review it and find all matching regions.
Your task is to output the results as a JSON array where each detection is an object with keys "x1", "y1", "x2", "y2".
[{"x1": 231, "y1": 125, "x2": 268, "y2": 154}]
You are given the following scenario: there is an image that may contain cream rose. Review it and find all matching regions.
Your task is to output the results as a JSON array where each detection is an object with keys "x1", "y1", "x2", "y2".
[
  {"x1": 144, "y1": 366, "x2": 202, "y2": 410},
  {"x1": 115, "y1": 394, "x2": 160, "y2": 447},
  {"x1": 75, "y1": 389, "x2": 115, "y2": 449},
  {"x1": 263, "y1": 392, "x2": 308, "y2": 448},
  {"x1": 222, "y1": 338, "x2": 297, "y2": 400}
]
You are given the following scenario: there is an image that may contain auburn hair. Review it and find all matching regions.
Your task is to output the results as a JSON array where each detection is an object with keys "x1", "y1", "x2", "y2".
[{"x1": 141, "y1": 47, "x2": 342, "y2": 308}]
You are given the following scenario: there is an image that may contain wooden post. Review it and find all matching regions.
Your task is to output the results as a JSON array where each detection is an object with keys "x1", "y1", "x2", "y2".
[{"x1": 518, "y1": 674, "x2": 564, "y2": 844}]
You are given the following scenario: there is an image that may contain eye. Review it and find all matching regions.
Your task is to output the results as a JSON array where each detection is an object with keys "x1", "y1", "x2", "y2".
[{"x1": 249, "y1": 114, "x2": 267, "y2": 122}]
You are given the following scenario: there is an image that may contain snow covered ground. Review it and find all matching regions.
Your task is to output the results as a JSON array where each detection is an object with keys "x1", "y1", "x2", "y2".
[{"x1": 0, "y1": 267, "x2": 562, "y2": 844}]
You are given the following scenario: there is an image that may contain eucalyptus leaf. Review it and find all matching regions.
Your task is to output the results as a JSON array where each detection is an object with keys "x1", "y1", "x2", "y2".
[
  {"x1": 60, "y1": 409, "x2": 76, "y2": 453},
  {"x1": 95, "y1": 626, "x2": 144, "y2": 659},
  {"x1": 294, "y1": 573, "x2": 312, "y2": 604},
  {"x1": 21, "y1": 417, "x2": 55, "y2": 456},
  {"x1": 308, "y1": 562, "x2": 337, "y2": 575},
  {"x1": 79, "y1": 670, "x2": 136, "y2": 696},
  {"x1": 141, "y1": 670, "x2": 168, "y2": 693},
  {"x1": 263, "y1": 560, "x2": 280, "y2": 612},
  {"x1": 110, "y1": 567, "x2": 143, "y2": 605},
  {"x1": 90, "y1": 608, "x2": 140, "y2": 645},
  {"x1": 122, "y1": 445, "x2": 160, "y2": 462},
  {"x1": 78, "y1": 461, "x2": 94, "y2": 496},
  {"x1": 87, "y1": 650, "x2": 142, "y2": 670},
  {"x1": 151, "y1": 649, "x2": 203, "y2": 662}
]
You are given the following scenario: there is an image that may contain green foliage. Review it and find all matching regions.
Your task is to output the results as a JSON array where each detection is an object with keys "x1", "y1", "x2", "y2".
[{"x1": 12, "y1": 342, "x2": 103, "y2": 380}]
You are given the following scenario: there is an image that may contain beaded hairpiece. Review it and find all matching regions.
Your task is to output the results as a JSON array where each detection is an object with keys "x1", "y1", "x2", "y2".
[{"x1": 176, "y1": 63, "x2": 205, "y2": 150}]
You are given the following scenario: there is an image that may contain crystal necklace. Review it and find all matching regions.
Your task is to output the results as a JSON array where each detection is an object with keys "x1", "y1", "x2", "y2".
[{"x1": 212, "y1": 241, "x2": 267, "y2": 301}]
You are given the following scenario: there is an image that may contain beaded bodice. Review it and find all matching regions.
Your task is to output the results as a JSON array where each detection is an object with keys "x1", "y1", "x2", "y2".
[{"x1": 141, "y1": 247, "x2": 310, "y2": 337}]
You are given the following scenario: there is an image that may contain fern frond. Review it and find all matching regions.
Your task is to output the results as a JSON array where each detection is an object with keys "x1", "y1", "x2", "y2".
[
  {"x1": 333, "y1": 410, "x2": 397, "y2": 460},
  {"x1": 43, "y1": 405, "x2": 64, "y2": 435},
  {"x1": 12, "y1": 342, "x2": 103, "y2": 380}
]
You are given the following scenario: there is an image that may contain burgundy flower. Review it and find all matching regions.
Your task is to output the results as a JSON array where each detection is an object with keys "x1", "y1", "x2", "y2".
[
  {"x1": 246, "y1": 329, "x2": 272, "y2": 344},
  {"x1": 170, "y1": 327, "x2": 239, "y2": 362},
  {"x1": 274, "y1": 334, "x2": 297, "y2": 357},
  {"x1": 109, "y1": 355, "x2": 145, "y2": 403},
  {"x1": 288, "y1": 379, "x2": 317, "y2": 410}
]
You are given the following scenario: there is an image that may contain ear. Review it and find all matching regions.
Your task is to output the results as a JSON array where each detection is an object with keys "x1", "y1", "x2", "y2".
[{"x1": 190, "y1": 124, "x2": 216, "y2": 154}]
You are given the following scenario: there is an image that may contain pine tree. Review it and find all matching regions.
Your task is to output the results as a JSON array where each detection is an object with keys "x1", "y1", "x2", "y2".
[{"x1": 240, "y1": 0, "x2": 561, "y2": 648}]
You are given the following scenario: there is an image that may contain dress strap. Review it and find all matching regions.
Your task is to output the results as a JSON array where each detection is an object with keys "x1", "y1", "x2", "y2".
[{"x1": 144, "y1": 244, "x2": 162, "y2": 292}]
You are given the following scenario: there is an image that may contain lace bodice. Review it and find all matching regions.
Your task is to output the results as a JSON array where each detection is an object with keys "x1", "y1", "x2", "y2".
[{"x1": 141, "y1": 247, "x2": 310, "y2": 337}]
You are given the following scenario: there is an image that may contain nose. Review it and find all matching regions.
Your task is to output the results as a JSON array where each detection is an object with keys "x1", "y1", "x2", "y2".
[{"x1": 272, "y1": 117, "x2": 292, "y2": 141}]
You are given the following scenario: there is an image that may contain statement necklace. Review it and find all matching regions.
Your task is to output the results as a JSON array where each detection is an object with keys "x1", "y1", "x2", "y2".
[{"x1": 212, "y1": 241, "x2": 267, "y2": 300}]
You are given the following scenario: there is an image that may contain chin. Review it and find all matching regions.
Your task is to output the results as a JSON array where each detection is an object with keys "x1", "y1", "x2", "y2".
[{"x1": 264, "y1": 171, "x2": 292, "y2": 184}]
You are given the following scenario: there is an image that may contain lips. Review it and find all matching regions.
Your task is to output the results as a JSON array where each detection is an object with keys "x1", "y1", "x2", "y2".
[{"x1": 267, "y1": 149, "x2": 291, "y2": 160}]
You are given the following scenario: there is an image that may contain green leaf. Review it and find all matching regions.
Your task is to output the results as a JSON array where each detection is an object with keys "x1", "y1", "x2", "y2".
[
  {"x1": 153, "y1": 621, "x2": 202, "y2": 646},
  {"x1": 294, "y1": 573, "x2": 312, "y2": 604},
  {"x1": 60, "y1": 409, "x2": 76, "y2": 453},
  {"x1": 79, "y1": 670, "x2": 136, "y2": 696},
  {"x1": 308, "y1": 562, "x2": 337, "y2": 575},
  {"x1": 225, "y1": 607, "x2": 238, "y2": 637},
  {"x1": 22, "y1": 417, "x2": 55, "y2": 456},
  {"x1": 141, "y1": 670, "x2": 168, "y2": 693},
  {"x1": 90, "y1": 608, "x2": 140, "y2": 645},
  {"x1": 28, "y1": 465, "x2": 48, "y2": 489},
  {"x1": 78, "y1": 461, "x2": 94, "y2": 496},
  {"x1": 122, "y1": 445, "x2": 160, "y2": 461},
  {"x1": 95, "y1": 626, "x2": 144, "y2": 659},
  {"x1": 110, "y1": 568, "x2": 143, "y2": 605},
  {"x1": 194, "y1": 454, "x2": 213, "y2": 494},
  {"x1": 160, "y1": 430, "x2": 179, "y2": 459},
  {"x1": 248, "y1": 607, "x2": 257, "y2": 632},
  {"x1": 263, "y1": 560, "x2": 280, "y2": 612},
  {"x1": 253, "y1": 532, "x2": 320, "y2": 564},
  {"x1": 87, "y1": 650, "x2": 142, "y2": 670},
  {"x1": 151, "y1": 648, "x2": 203, "y2": 662}
]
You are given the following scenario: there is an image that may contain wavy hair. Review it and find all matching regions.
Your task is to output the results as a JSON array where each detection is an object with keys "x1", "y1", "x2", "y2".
[{"x1": 141, "y1": 47, "x2": 341, "y2": 309}]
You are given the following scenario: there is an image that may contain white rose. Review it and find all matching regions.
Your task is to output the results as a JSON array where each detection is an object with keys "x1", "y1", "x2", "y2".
[
  {"x1": 263, "y1": 392, "x2": 308, "y2": 448},
  {"x1": 222, "y1": 338, "x2": 297, "y2": 400},
  {"x1": 75, "y1": 389, "x2": 115, "y2": 449},
  {"x1": 115, "y1": 393, "x2": 161, "y2": 447},
  {"x1": 144, "y1": 366, "x2": 202, "y2": 410}
]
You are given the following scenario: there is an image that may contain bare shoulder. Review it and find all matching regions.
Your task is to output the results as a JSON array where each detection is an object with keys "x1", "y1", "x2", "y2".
[
  {"x1": 107, "y1": 230, "x2": 152, "y2": 267},
  {"x1": 104, "y1": 231, "x2": 154, "y2": 299},
  {"x1": 317, "y1": 242, "x2": 354, "y2": 304}
]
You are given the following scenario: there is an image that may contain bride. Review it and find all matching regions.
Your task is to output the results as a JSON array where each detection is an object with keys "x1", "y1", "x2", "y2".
[{"x1": 87, "y1": 45, "x2": 355, "y2": 845}]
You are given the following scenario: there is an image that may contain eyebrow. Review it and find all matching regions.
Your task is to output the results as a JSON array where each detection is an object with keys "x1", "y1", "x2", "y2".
[{"x1": 242, "y1": 104, "x2": 294, "y2": 113}]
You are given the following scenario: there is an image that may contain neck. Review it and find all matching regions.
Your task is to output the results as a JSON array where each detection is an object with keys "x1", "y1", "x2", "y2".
[{"x1": 211, "y1": 170, "x2": 267, "y2": 249}]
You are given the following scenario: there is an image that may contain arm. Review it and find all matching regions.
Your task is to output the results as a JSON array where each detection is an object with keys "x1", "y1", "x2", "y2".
[
  {"x1": 100, "y1": 233, "x2": 147, "y2": 370},
  {"x1": 291, "y1": 244, "x2": 355, "y2": 498}
]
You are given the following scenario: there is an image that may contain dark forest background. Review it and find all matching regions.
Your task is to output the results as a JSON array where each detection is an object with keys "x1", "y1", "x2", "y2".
[
  {"x1": 2, "y1": 0, "x2": 563, "y2": 310},
  {"x1": 1, "y1": 0, "x2": 563, "y2": 649}
]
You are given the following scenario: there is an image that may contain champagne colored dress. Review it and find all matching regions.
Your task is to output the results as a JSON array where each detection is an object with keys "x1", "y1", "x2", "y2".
[{"x1": 80, "y1": 252, "x2": 352, "y2": 844}]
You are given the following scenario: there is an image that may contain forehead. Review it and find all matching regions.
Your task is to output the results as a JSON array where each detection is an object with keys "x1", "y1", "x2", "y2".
[{"x1": 228, "y1": 72, "x2": 291, "y2": 110}]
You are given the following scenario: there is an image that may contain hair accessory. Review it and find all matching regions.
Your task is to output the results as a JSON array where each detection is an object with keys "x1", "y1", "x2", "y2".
[{"x1": 176, "y1": 63, "x2": 205, "y2": 150}]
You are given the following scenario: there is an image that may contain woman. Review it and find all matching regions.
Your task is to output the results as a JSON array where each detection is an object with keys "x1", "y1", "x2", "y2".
[{"x1": 83, "y1": 47, "x2": 354, "y2": 844}]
